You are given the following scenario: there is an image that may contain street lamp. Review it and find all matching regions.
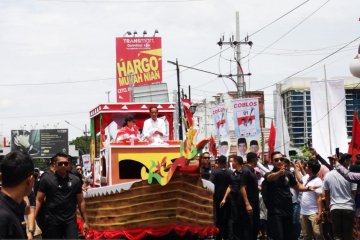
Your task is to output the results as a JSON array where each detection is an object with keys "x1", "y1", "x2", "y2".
[
  {"x1": 123, "y1": 31, "x2": 131, "y2": 37},
  {"x1": 350, "y1": 45, "x2": 360, "y2": 78},
  {"x1": 153, "y1": 29, "x2": 159, "y2": 37},
  {"x1": 167, "y1": 59, "x2": 183, "y2": 140}
]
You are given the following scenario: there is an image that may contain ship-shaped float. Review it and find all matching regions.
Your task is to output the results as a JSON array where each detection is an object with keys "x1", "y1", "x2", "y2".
[{"x1": 77, "y1": 102, "x2": 217, "y2": 240}]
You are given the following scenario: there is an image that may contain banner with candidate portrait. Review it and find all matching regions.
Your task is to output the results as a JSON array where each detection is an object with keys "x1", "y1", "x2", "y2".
[
  {"x1": 116, "y1": 37, "x2": 162, "y2": 102},
  {"x1": 212, "y1": 104, "x2": 230, "y2": 157},
  {"x1": 232, "y1": 98, "x2": 261, "y2": 158}
]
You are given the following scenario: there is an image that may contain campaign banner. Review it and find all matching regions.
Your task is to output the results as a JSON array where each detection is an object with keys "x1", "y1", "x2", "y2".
[
  {"x1": 11, "y1": 129, "x2": 68, "y2": 158},
  {"x1": 232, "y1": 98, "x2": 261, "y2": 158},
  {"x1": 212, "y1": 104, "x2": 230, "y2": 157},
  {"x1": 116, "y1": 37, "x2": 162, "y2": 102},
  {"x1": 82, "y1": 154, "x2": 92, "y2": 174}
]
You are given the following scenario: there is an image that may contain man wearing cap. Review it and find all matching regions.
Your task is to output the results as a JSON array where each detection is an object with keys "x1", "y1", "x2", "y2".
[{"x1": 324, "y1": 153, "x2": 357, "y2": 240}]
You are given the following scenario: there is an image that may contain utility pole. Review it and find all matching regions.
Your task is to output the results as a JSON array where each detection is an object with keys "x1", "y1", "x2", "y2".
[
  {"x1": 105, "y1": 91, "x2": 111, "y2": 103},
  {"x1": 217, "y1": 11, "x2": 252, "y2": 98},
  {"x1": 236, "y1": 12, "x2": 244, "y2": 98},
  {"x1": 176, "y1": 59, "x2": 183, "y2": 140},
  {"x1": 167, "y1": 59, "x2": 183, "y2": 140},
  {"x1": 188, "y1": 85, "x2": 191, "y2": 102}
]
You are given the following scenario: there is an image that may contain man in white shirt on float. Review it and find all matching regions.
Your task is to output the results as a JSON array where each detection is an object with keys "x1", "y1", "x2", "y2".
[{"x1": 143, "y1": 106, "x2": 167, "y2": 144}]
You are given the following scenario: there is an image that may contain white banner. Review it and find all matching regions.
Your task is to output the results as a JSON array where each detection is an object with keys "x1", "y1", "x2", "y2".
[
  {"x1": 232, "y1": 98, "x2": 261, "y2": 158},
  {"x1": 82, "y1": 154, "x2": 91, "y2": 175},
  {"x1": 274, "y1": 92, "x2": 291, "y2": 156},
  {"x1": 212, "y1": 104, "x2": 230, "y2": 156},
  {"x1": 311, "y1": 79, "x2": 348, "y2": 158}
]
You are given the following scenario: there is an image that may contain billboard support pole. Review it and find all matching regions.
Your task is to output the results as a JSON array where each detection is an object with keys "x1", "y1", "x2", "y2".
[{"x1": 176, "y1": 59, "x2": 183, "y2": 140}]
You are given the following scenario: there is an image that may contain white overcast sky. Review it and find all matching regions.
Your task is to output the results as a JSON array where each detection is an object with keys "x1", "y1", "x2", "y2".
[{"x1": 0, "y1": 0, "x2": 359, "y2": 140}]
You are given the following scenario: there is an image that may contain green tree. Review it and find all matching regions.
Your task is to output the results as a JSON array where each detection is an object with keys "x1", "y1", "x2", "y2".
[
  {"x1": 70, "y1": 136, "x2": 90, "y2": 154},
  {"x1": 290, "y1": 145, "x2": 312, "y2": 160}
]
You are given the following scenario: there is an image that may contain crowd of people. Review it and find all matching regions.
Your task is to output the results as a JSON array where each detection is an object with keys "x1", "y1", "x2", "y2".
[
  {"x1": 0, "y1": 151, "x2": 90, "y2": 239},
  {"x1": 201, "y1": 148, "x2": 360, "y2": 240},
  {"x1": 1, "y1": 118, "x2": 360, "y2": 240}
]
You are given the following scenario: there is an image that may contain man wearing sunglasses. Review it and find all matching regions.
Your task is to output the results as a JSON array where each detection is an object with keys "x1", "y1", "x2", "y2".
[
  {"x1": 265, "y1": 151, "x2": 319, "y2": 240},
  {"x1": 35, "y1": 152, "x2": 89, "y2": 239}
]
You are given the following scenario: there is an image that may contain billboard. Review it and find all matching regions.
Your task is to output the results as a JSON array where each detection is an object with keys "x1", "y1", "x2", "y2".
[
  {"x1": 212, "y1": 104, "x2": 230, "y2": 157},
  {"x1": 11, "y1": 129, "x2": 68, "y2": 158},
  {"x1": 116, "y1": 37, "x2": 162, "y2": 102},
  {"x1": 232, "y1": 98, "x2": 261, "y2": 159}
]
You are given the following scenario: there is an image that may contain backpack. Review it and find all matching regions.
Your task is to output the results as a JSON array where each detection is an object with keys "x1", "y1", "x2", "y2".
[{"x1": 261, "y1": 173, "x2": 271, "y2": 209}]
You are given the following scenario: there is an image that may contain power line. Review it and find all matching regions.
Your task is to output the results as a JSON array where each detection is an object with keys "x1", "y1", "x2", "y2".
[
  {"x1": 248, "y1": 0, "x2": 331, "y2": 61},
  {"x1": 254, "y1": 42, "x2": 358, "y2": 53},
  {"x1": 255, "y1": 35, "x2": 360, "y2": 91},
  {"x1": 247, "y1": 0, "x2": 311, "y2": 38},
  {"x1": 0, "y1": 111, "x2": 88, "y2": 119},
  {"x1": 0, "y1": 77, "x2": 114, "y2": 87},
  {"x1": 38, "y1": 0, "x2": 202, "y2": 3},
  {"x1": 250, "y1": 46, "x2": 356, "y2": 57}
]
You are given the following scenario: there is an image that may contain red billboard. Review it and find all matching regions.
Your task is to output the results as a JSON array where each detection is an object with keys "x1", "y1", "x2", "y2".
[{"x1": 116, "y1": 37, "x2": 162, "y2": 102}]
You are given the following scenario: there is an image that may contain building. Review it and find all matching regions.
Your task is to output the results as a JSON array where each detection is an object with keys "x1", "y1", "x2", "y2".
[{"x1": 276, "y1": 77, "x2": 360, "y2": 147}]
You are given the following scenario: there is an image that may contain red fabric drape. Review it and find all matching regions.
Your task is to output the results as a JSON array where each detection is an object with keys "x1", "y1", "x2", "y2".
[
  {"x1": 77, "y1": 218, "x2": 218, "y2": 240},
  {"x1": 181, "y1": 98, "x2": 193, "y2": 127},
  {"x1": 268, "y1": 120, "x2": 276, "y2": 162},
  {"x1": 348, "y1": 111, "x2": 360, "y2": 162}
]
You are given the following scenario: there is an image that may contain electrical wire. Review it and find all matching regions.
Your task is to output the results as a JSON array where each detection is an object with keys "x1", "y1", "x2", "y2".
[
  {"x1": 248, "y1": 0, "x2": 331, "y2": 62},
  {"x1": 1, "y1": 111, "x2": 88, "y2": 119},
  {"x1": 0, "y1": 77, "x2": 114, "y2": 87},
  {"x1": 250, "y1": 46, "x2": 357, "y2": 57},
  {"x1": 38, "y1": 0, "x2": 202, "y2": 3},
  {"x1": 247, "y1": 0, "x2": 311, "y2": 38},
  {"x1": 255, "y1": 35, "x2": 360, "y2": 91}
]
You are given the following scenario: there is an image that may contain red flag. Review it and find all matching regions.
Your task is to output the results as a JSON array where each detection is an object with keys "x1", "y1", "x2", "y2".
[
  {"x1": 209, "y1": 135, "x2": 217, "y2": 158},
  {"x1": 181, "y1": 98, "x2": 193, "y2": 127},
  {"x1": 348, "y1": 111, "x2": 360, "y2": 162},
  {"x1": 268, "y1": 120, "x2": 276, "y2": 162}
]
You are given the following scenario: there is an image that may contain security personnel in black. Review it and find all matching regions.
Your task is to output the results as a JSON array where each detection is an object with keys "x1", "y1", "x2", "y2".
[
  {"x1": 210, "y1": 155, "x2": 232, "y2": 240},
  {"x1": 240, "y1": 152, "x2": 260, "y2": 240},
  {"x1": 0, "y1": 151, "x2": 35, "y2": 239},
  {"x1": 221, "y1": 155, "x2": 244, "y2": 240},
  {"x1": 35, "y1": 152, "x2": 89, "y2": 239}
]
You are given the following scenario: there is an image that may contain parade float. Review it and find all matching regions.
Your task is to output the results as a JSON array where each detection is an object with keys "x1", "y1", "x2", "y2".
[{"x1": 77, "y1": 102, "x2": 217, "y2": 240}]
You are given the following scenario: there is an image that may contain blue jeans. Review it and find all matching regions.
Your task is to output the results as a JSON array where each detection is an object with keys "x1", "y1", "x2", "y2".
[{"x1": 293, "y1": 202, "x2": 301, "y2": 240}]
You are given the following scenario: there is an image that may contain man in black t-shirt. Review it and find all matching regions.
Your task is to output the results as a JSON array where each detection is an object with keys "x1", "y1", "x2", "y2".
[
  {"x1": 266, "y1": 151, "x2": 319, "y2": 240},
  {"x1": 0, "y1": 152, "x2": 35, "y2": 239},
  {"x1": 35, "y1": 152, "x2": 89, "y2": 239},
  {"x1": 210, "y1": 155, "x2": 232, "y2": 240},
  {"x1": 240, "y1": 152, "x2": 260, "y2": 240},
  {"x1": 221, "y1": 155, "x2": 244, "y2": 240}
]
